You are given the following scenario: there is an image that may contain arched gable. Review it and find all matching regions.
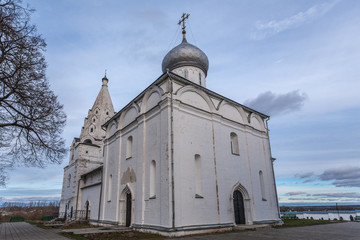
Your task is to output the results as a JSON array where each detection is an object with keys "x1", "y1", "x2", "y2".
[
  {"x1": 119, "y1": 103, "x2": 140, "y2": 129},
  {"x1": 175, "y1": 85, "x2": 215, "y2": 113},
  {"x1": 81, "y1": 135, "x2": 95, "y2": 144},
  {"x1": 120, "y1": 184, "x2": 134, "y2": 201},
  {"x1": 140, "y1": 86, "x2": 163, "y2": 114},
  {"x1": 249, "y1": 113, "x2": 265, "y2": 132},
  {"x1": 107, "y1": 120, "x2": 118, "y2": 138},
  {"x1": 231, "y1": 182, "x2": 250, "y2": 200},
  {"x1": 218, "y1": 100, "x2": 247, "y2": 124}
]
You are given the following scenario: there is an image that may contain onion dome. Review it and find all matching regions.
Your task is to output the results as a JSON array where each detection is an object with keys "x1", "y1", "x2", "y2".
[{"x1": 162, "y1": 37, "x2": 209, "y2": 76}]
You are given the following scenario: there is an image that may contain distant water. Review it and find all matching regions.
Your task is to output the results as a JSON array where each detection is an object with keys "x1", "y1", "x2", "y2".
[{"x1": 279, "y1": 202, "x2": 360, "y2": 207}]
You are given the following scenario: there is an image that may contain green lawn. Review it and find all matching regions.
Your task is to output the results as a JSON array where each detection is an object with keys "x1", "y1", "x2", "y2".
[{"x1": 277, "y1": 219, "x2": 343, "y2": 228}]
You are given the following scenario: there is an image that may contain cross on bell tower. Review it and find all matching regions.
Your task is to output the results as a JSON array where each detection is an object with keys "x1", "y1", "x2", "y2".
[{"x1": 178, "y1": 13, "x2": 190, "y2": 42}]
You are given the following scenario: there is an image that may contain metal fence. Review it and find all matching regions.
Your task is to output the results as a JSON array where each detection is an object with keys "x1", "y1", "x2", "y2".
[{"x1": 58, "y1": 210, "x2": 90, "y2": 221}]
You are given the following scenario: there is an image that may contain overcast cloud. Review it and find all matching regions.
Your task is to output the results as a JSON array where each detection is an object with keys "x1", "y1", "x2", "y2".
[
  {"x1": 295, "y1": 172, "x2": 314, "y2": 179},
  {"x1": 286, "y1": 191, "x2": 306, "y2": 196},
  {"x1": 244, "y1": 90, "x2": 308, "y2": 116},
  {"x1": 319, "y1": 167, "x2": 360, "y2": 187},
  {"x1": 312, "y1": 192, "x2": 360, "y2": 198}
]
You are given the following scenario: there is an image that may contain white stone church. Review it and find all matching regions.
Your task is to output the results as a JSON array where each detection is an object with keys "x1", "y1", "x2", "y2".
[{"x1": 59, "y1": 19, "x2": 282, "y2": 236}]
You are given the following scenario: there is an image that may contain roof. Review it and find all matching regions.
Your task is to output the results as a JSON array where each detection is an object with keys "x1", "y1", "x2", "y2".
[{"x1": 103, "y1": 71, "x2": 269, "y2": 128}]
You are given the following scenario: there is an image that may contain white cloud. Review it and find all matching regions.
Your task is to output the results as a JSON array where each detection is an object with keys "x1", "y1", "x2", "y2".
[{"x1": 252, "y1": 0, "x2": 339, "y2": 40}]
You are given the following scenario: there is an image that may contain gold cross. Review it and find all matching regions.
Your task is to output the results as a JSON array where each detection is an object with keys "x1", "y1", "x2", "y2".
[{"x1": 178, "y1": 13, "x2": 190, "y2": 40}]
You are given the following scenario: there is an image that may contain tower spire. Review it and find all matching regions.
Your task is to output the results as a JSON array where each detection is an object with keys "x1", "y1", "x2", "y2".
[
  {"x1": 178, "y1": 13, "x2": 190, "y2": 42},
  {"x1": 102, "y1": 70, "x2": 108, "y2": 86}
]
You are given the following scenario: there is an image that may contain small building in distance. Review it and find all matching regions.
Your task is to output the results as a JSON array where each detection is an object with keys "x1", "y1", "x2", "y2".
[{"x1": 59, "y1": 15, "x2": 282, "y2": 236}]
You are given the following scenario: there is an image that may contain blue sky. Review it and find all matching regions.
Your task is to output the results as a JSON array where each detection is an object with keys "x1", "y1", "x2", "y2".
[{"x1": 1, "y1": 0, "x2": 359, "y2": 205}]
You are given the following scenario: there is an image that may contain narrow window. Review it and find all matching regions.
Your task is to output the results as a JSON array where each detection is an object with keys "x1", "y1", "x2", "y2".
[
  {"x1": 93, "y1": 118, "x2": 96, "y2": 122},
  {"x1": 106, "y1": 111, "x2": 109, "y2": 115},
  {"x1": 149, "y1": 160, "x2": 156, "y2": 198},
  {"x1": 90, "y1": 128, "x2": 93, "y2": 133},
  {"x1": 195, "y1": 154, "x2": 203, "y2": 198},
  {"x1": 259, "y1": 171, "x2": 266, "y2": 201},
  {"x1": 107, "y1": 174, "x2": 112, "y2": 201},
  {"x1": 126, "y1": 136, "x2": 133, "y2": 159},
  {"x1": 199, "y1": 73, "x2": 202, "y2": 85},
  {"x1": 67, "y1": 174, "x2": 71, "y2": 187},
  {"x1": 184, "y1": 70, "x2": 188, "y2": 79},
  {"x1": 230, "y1": 132, "x2": 239, "y2": 155}
]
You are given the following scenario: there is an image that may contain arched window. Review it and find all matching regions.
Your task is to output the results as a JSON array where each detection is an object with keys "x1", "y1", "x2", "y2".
[
  {"x1": 230, "y1": 132, "x2": 239, "y2": 155},
  {"x1": 199, "y1": 73, "x2": 202, "y2": 85},
  {"x1": 84, "y1": 139, "x2": 92, "y2": 144},
  {"x1": 149, "y1": 160, "x2": 156, "y2": 198},
  {"x1": 107, "y1": 174, "x2": 112, "y2": 201},
  {"x1": 259, "y1": 170, "x2": 266, "y2": 201},
  {"x1": 126, "y1": 136, "x2": 133, "y2": 159},
  {"x1": 67, "y1": 174, "x2": 71, "y2": 187},
  {"x1": 184, "y1": 69, "x2": 188, "y2": 79},
  {"x1": 195, "y1": 154, "x2": 203, "y2": 198}
]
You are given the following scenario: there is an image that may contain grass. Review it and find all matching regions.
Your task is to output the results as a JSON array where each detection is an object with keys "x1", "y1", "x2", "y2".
[
  {"x1": 276, "y1": 219, "x2": 343, "y2": 228},
  {"x1": 60, "y1": 232, "x2": 91, "y2": 240}
]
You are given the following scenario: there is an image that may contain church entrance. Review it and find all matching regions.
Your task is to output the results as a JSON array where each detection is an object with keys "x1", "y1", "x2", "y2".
[
  {"x1": 125, "y1": 192, "x2": 132, "y2": 227},
  {"x1": 85, "y1": 201, "x2": 89, "y2": 220},
  {"x1": 233, "y1": 190, "x2": 245, "y2": 224}
]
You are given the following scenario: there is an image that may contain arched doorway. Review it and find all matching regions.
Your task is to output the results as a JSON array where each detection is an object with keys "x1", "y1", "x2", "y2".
[
  {"x1": 119, "y1": 185, "x2": 133, "y2": 227},
  {"x1": 70, "y1": 206, "x2": 73, "y2": 219},
  {"x1": 85, "y1": 201, "x2": 90, "y2": 220},
  {"x1": 64, "y1": 204, "x2": 68, "y2": 220},
  {"x1": 125, "y1": 192, "x2": 132, "y2": 227},
  {"x1": 233, "y1": 190, "x2": 245, "y2": 224}
]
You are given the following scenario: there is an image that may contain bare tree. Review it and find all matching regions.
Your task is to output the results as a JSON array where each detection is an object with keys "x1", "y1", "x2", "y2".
[{"x1": 0, "y1": 0, "x2": 67, "y2": 186}]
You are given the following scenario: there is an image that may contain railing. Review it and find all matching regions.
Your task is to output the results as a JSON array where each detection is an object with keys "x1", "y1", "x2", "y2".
[{"x1": 58, "y1": 210, "x2": 90, "y2": 221}]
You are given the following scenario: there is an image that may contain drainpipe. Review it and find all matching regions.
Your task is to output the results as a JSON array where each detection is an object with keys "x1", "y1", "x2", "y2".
[
  {"x1": 167, "y1": 70, "x2": 176, "y2": 230},
  {"x1": 265, "y1": 117, "x2": 281, "y2": 220}
]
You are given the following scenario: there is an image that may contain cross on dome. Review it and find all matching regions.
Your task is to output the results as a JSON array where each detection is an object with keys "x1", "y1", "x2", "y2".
[{"x1": 178, "y1": 13, "x2": 190, "y2": 42}]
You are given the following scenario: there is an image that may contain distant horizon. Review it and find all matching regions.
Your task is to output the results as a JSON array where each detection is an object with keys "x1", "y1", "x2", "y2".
[{"x1": 1, "y1": 198, "x2": 359, "y2": 208}]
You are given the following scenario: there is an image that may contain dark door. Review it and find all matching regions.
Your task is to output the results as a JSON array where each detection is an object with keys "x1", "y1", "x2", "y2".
[
  {"x1": 85, "y1": 201, "x2": 89, "y2": 220},
  {"x1": 126, "y1": 193, "x2": 132, "y2": 227},
  {"x1": 233, "y1": 190, "x2": 245, "y2": 224},
  {"x1": 64, "y1": 205, "x2": 67, "y2": 220}
]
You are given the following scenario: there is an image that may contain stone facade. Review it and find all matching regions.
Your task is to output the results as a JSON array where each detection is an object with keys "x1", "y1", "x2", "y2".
[
  {"x1": 59, "y1": 76, "x2": 114, "y2": 219},
  {"x1": 59, "y1": 35, "x2": 282, "y2": 236}
]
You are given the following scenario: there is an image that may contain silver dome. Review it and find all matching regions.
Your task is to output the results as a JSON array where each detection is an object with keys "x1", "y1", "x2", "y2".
[{"x1": 162, "y1": 39, "x2": 209, "y2": 76}]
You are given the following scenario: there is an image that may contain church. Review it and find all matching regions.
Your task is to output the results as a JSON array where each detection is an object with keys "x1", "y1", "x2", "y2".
[{"x1": 59, "y1": 15, "x2": 282, "y2": 236}]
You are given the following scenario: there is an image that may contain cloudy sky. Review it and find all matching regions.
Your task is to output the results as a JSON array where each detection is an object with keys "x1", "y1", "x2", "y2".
[{"x1": 1, "y1": 0, "x2": 359, "y2": 205}]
